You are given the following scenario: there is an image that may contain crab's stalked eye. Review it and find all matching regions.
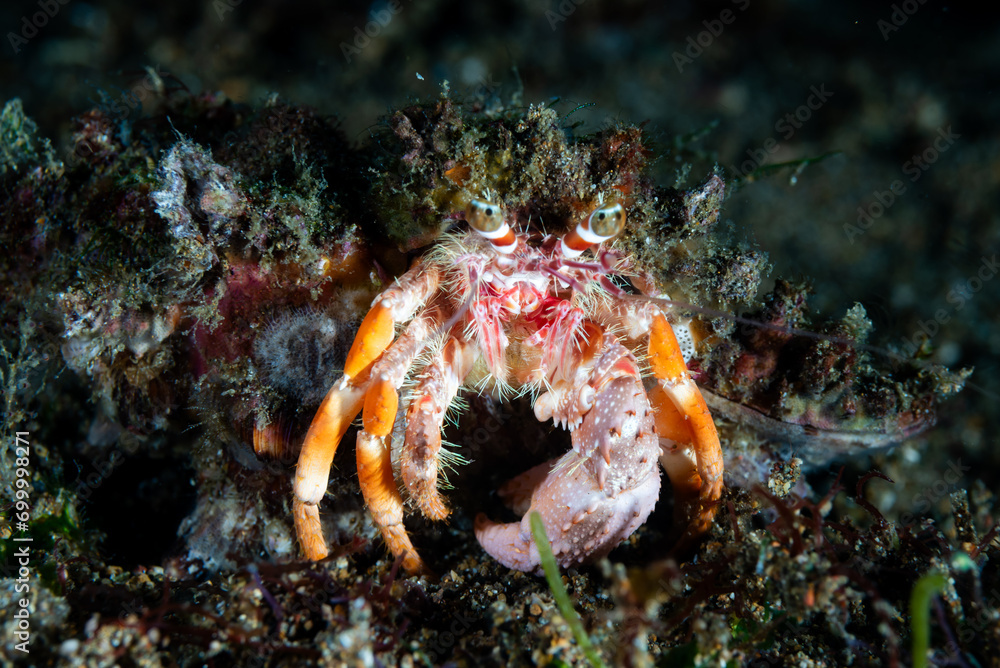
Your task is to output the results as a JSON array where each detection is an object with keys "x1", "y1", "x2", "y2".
[
  {"x1": 465, "y1": 198, "x2": 504, "y2": 233},
  {"x1": 588, "y1": 203, "x2": 626, "y2": 238},
  {"x1": 560, "y1": 201, "x2": 627, "y2": 258},
  {"x1": 465, "y1": 197, "x2": 518, "y2": 254}
]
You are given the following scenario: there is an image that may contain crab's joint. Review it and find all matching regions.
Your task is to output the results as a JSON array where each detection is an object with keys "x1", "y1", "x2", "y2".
[
  {"x1": 294, "y1": 382, "x2": 367, "y2": 505},
  {"x1": 364, "y1": 375, "x2": 398, "y2": 437},
  {"x1": 344, "y1": 301, "x2": 395, "y2": 381},
  {"x1": 649, "y1": 384, "x2": 692, "y2": 444},
  {"x1": 356, "y1": 430, "x2": 430, "y2": 576},
  {"x1": 648, "y1": 312, "x2": 689, "y2": 383}
]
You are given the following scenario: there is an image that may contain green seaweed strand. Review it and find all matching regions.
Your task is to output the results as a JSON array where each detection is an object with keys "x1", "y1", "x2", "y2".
[
  {"x1": 529, "y1": 511, "x2": 608, "y2": 668},
  {"x1": 910, "y1": 570, "x2": 948, "y2": 668}
]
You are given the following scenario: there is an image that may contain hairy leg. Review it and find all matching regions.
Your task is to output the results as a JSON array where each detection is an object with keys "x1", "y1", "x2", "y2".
[
  {"x1": 476, "y1": 336, "x2": 662, "y2": 571},
  {"x1": 399, "y1": 334, "x2": 478, "y2": 521},
  {"x1": 292, "y1": 260, "x2": 439, "y2": 562}
]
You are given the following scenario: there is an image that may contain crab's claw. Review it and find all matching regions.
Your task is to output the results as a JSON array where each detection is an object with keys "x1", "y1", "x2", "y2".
[
  {"x1": 474, "y1": 436, "x2": 660, "y2": 572},
  {"x1": 475, "y1": 343, "x2": 663, "y2": 571}
]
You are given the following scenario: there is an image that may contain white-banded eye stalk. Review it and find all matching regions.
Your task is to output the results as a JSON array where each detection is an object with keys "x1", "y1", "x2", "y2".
[
  {"x1": 560, "y1": 201, "x2": 627, "y2": 258},
  {"x1": 466, "y1": 197, "x2": 518, "y2": 254},
  {"x1": 588, "y1": 202, "x2": 626, "y2": 238},
  {"x1": 466, "y1": 198, "x2": 504, "y2": 233}
]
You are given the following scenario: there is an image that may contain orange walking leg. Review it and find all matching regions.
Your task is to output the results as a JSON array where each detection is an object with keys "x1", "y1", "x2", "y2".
[
  {"x1": 647, "y1": 312, "x2": 724, "y2": 546},
  {"x1": 356, "y1": 427, "x2": 428, "y2": 575},
  {"x1": 292, "y1": 261, "x2": 441, "y2": 563}
]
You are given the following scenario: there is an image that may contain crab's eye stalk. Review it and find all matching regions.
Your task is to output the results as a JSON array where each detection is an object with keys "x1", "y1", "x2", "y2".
[
  {"x1": 560, "y1": 201, "x2": 627, "y2": 258},
  {"x1": 466, "y1": 198, "x2": 504, "y2": 233},
  {"x1": 588, "y1": 203, "x2": 626, "y2": 238},
  {"x1": 465, "y1": 198, "x2": 518, "y2": 254}
]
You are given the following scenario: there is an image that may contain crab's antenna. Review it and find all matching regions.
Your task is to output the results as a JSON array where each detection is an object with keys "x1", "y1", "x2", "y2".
[
  {"x1": 540, "y1": 263, "x2": 589, "y2": 294},
  {"x1": 435, "y1": 265, "x2": 481, "y2": 340}
]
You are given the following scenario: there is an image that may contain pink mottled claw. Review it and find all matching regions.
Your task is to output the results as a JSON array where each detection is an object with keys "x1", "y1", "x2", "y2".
[
  {"x1": 475, "y1": 350, "x2": 663, "y2": 572},
  {"x1": 474, "y1": 512, "x2": 539, "y2": 571},
  {"x1": 496, "y1": 461, "x2": 551, "y2": 516},
  {"x1": 475, "y1": 451, "x2": 660, "y2": 572}
]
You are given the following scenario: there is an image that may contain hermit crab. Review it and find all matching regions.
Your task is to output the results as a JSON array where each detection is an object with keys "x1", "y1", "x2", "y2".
[{"x1": 292, "y1": 191, "x2": 724, "y2": 575}]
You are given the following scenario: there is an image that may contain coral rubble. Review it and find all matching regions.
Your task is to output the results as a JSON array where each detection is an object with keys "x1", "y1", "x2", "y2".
[{"x1": 0, "y1": 88, "x2": 993, "y2": 667}]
